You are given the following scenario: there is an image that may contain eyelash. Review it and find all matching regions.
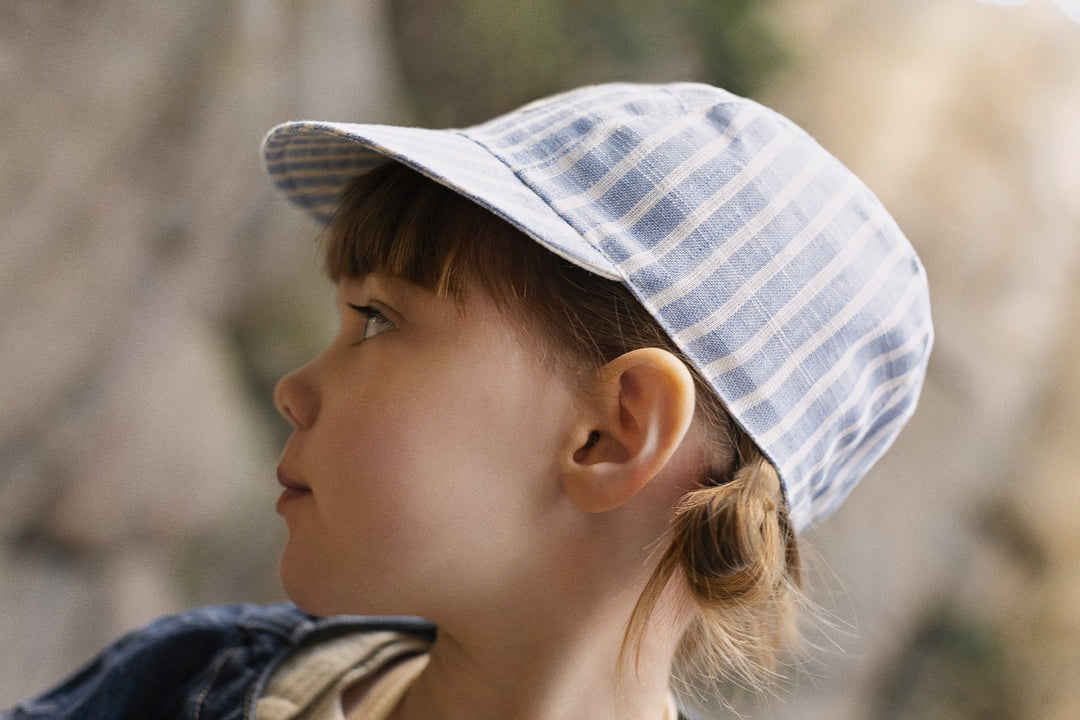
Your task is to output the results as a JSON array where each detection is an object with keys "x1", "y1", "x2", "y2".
[{"x1": 347, "y1": 304, "x2": 395, "y2": 343}]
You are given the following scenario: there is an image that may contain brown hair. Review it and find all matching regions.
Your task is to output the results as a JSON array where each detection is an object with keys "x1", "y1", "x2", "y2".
[{"x1": 325, "y1": 161, "x2": 802, "y2": 689}]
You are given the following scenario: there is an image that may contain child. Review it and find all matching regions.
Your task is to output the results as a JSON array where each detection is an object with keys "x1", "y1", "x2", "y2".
[{"x1": 4, "y1": 82, "x2": 931, "y2": 720}]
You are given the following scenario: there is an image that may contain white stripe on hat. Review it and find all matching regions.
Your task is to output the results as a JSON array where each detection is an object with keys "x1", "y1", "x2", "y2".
[
  {"x1": 800, "y1": 359, "x2": 927, "y2": 515},
  {"x1": 744, "y1": 277, "x2": 926, "y2": 478},
  {"x1": 764, "y1": 311, "x2": 934, "y2": 459},
  {"x1": 718, "y1": 239, "x2": 915, "y2": 411},
  {"x1": 827, "y1": 371, "x2": 925, "y2": 480},
  {"x1": 644, "y1": 149, "x2": 830, "y2": 310},
  {"x1": 550, "y1": 105, "x2": 761, "y2": 214},
  {"x1": 672, "y1": 179, "x2": 863, "y2": 346},
  {"x1": 610, "y1": 128, "x2": 796, "y2": 278},
  {"x1": 482, "y1": 86, "x2": 637, "y2": 150},
  {"x1": 691, "y1": 210, "x2": 890, "y2": 375}
]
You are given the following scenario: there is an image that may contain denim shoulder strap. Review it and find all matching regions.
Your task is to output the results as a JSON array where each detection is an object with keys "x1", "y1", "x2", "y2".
[{"x1": 2, "y1": 604, "x2": 435, "y2": 720}]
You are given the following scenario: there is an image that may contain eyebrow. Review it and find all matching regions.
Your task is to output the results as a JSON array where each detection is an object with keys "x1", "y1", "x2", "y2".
[{"x1": 338, "y1": 276, "x2": 410, "y2": 319}]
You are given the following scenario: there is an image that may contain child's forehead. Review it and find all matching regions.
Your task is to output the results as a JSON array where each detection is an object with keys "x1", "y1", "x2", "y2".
[{"x1": 337, "y1": 272, "x2": 394, "y2": 297}]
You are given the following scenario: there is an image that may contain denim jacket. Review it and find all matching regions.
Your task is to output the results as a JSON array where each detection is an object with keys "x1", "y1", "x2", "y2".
[{"x1": 1, "y1": 604, "x2": 435, "y2": 720}]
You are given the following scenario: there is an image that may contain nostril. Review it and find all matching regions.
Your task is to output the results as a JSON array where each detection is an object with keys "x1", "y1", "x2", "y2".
[
  {"x1": 272, "y1": 376, "x2": 295, "y2": 428},
  {"x1": 274, "y1": 368, "x2": 317, "y2": 430},
  {"x1": 276, "y1": 394, "x2": 300, "y2": 430}
]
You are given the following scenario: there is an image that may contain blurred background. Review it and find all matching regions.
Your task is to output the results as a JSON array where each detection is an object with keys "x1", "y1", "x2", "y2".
[{"x1": 2, "y1": 0, "x2": 1079, "y2": 716}]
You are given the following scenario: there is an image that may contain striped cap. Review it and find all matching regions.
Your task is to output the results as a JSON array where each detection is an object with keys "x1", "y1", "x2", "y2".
[{"x1": 262, "y1": 82, "x2": 932, "y2": 533}]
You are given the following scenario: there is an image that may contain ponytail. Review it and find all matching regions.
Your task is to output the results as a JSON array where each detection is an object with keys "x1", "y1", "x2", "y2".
[{"x1": 628, "y1": 431, "x2": 802, "y2": 690}]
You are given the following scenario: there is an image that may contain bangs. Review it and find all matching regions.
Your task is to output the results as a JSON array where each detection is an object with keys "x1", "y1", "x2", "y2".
[{"x1": 324, "y1": 161, "x2": 547, "y2": 304}]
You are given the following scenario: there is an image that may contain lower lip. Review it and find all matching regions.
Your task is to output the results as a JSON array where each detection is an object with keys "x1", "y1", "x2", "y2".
[{"x1": 276, "y1": 487, "x2": 311, "y2": 512}]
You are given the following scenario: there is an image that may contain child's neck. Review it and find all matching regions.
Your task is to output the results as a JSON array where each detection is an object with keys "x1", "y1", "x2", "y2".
[{"x1": 382, "y1": 592, "x2": 686, "y2": 720}]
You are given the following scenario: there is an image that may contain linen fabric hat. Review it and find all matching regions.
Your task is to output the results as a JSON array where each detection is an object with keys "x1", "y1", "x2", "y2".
[{"x1": 262, "y1": 82, "x2": 933, "y2": 533}]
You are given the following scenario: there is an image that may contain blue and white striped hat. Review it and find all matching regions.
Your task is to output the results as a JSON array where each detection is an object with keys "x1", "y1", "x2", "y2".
[{"x1": 262, "y1": 82, "x2": 932, "y2": 533}]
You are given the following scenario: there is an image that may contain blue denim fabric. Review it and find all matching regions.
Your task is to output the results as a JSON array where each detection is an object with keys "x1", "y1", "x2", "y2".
[{"x1": 1, "y1": 604, "x2": 436, "y2": 720}]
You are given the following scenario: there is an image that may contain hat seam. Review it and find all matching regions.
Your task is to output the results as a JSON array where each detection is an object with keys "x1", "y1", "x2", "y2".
[{"x1": 454, "y1": 127, "x2": 631, "y2": 280}]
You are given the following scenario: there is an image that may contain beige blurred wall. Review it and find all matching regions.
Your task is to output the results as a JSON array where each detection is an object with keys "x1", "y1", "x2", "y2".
[{"x1": 756, "y1": 0, "x2": 1080, "y2": 717}]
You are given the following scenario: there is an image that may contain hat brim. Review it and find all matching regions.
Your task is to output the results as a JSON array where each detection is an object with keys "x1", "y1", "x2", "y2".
[{"x1": 261, "y1": 121, "x2": 620, "y2": 281}]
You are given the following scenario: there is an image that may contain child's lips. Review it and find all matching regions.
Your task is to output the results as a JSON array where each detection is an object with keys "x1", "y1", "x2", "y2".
[
  {"x1": 276, "y1": 466, "x2": 312, "y2": 512},
  {"x1": 276, "y1": 466, "x2": 309, "y2": 491}
]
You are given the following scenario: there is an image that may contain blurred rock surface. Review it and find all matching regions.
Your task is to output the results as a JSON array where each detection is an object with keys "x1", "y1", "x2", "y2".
[
  {"x1": 757, "y1": 0, "x2": 1080, "y2": 718},
  {"x1": 3, "y1": 0, "x2": 1080, "y2": 716},
  {"x1": 1, "y1": 0, "x2": 406, "y2": 703}
]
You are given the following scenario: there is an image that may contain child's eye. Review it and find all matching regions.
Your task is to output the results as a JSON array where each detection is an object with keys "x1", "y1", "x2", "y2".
[{"x1": 348, "y1": 304, "x2": 395, "y2": 342}]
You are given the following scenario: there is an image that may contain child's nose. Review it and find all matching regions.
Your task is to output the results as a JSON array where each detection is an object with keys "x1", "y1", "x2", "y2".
[{"x1": 273, "y1": 364, "x2": 319, "y2": 430}]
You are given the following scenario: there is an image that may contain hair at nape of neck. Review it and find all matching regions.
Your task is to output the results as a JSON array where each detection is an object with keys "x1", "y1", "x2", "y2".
[{"x1": 630, "y1": 429, "x2": 804, "y2": 695}]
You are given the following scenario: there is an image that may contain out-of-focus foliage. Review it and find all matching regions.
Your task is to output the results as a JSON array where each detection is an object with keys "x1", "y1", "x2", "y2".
[{"x1": 385, "y1": 0, "x2": 786, "y2": 125}]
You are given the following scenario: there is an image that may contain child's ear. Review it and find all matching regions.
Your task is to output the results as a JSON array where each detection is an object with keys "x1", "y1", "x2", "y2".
[{"x1": 562, "y1": 348, "x2": 697, "y2": 513}]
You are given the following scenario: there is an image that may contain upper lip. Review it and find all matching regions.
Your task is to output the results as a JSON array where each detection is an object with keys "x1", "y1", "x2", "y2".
[{"x1": 276, "y1": 465, "x2": 309, "y2": 491}]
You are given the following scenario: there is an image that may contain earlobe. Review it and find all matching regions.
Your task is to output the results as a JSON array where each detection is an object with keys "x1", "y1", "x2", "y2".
[{"x1": 563, "y1": 348, "x2": 697, "y2": 513}]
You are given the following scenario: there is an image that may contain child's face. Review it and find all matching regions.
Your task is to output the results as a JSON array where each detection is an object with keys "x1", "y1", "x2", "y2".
[{"x1": 273, "y1": 274, "x2": 583, "y2": 621}]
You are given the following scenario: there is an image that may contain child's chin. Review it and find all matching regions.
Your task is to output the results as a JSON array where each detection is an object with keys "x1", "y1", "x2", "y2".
[
  {"x1": 278, "y1": 563, "x2": 371, "y2": 618},
  {"x1": 278, "y1": 552, "x2": 331, "y2": 615}
]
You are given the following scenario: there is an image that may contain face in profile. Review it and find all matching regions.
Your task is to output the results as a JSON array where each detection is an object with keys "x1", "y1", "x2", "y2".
[{"x1": 272, "y1": 273, "x2": 582, "y2": 622}]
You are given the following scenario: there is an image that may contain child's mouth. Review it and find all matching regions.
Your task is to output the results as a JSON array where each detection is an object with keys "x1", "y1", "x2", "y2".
[
  {"x1": 276, "y1": 485, "x2": 312, "y2": 511},
  {"x1": 276, "y1": 466, "x2": 312, "y2": 511}
]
